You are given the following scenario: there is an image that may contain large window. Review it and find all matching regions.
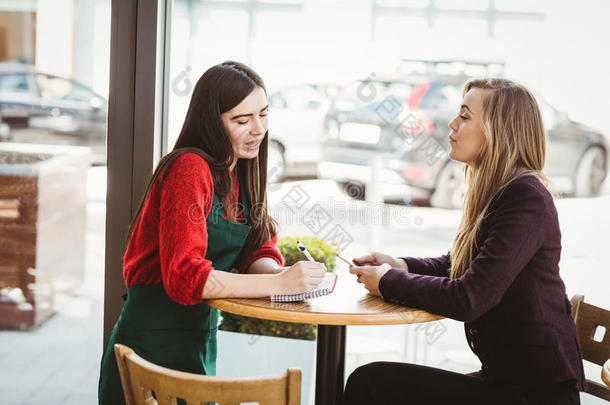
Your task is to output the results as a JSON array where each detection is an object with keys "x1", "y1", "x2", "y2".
[
  {"x1": 163, "y1": 1, "x2": 610, "y2": 404},
  {"x1": 0, "y1": 1, "x2": 110, "y2": 403}
]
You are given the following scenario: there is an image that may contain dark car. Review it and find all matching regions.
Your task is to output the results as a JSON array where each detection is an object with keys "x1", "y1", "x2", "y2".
[
  {"x1": 0, "y1": 63, "x2": 107, "y2": 163},
  {"x1": 321, "y1": 62, "x2": 608, "y2": 207}
]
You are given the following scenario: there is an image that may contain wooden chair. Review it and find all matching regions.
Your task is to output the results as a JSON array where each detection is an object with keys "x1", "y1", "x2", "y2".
[
  {"x1": 603, "y1": 359, "x2": 610, "y2": 388},
  {"x1": 571, "y1": 295, "x2": 610, "y2": 401},
  {"x1": 114, "y1": 343, "x2": 301, "y2": 405}
]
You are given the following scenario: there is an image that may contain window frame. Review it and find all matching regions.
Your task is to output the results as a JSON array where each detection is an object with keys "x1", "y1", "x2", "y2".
[{"x1": 104, "y1": 0, "x2": 171, "y2": 343}]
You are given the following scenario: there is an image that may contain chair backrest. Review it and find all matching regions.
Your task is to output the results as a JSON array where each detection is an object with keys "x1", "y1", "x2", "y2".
[
  {"x1": 571, "y1": 294, "x2": 610, "y2": 401},
  {"x1": 114, "y1": 344, "x2": 301, "y2": 405}
]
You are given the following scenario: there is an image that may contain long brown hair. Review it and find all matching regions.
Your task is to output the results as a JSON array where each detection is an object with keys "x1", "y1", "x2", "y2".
[
  {"x1": 125, "y1": 61, "x2": 278, "y2": 270},
  {"x1": 450, "y1": 78, "x2": 549, "y2": 279}
]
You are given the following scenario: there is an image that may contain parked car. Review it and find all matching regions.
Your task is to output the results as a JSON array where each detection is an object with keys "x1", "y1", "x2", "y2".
[
  {"x1": 320, "y1": 64, "x2": 608, "y2": 207},
  {"x1": 267, "y1": 83, "x2": 341, "y2": 182},
  {"x1": 0, "y1": 63, "x2": 107, "y2": 164}
]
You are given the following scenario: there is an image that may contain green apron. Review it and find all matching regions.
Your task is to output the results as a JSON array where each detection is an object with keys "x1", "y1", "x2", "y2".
[{"x1": 98, "y1": 185, "x2": 251, "y2": 405}]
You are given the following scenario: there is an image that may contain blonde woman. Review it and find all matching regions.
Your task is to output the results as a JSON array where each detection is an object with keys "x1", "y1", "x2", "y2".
[{"x1": 345, "y1": 79, "x2": 585, "y2": 405}]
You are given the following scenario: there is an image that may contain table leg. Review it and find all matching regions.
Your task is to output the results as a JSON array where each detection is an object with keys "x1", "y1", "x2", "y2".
[{"x1": 315, "y1": 324, "x2": 346, "y2": 405}]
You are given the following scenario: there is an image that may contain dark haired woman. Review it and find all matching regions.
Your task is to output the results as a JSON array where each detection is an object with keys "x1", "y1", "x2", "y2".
[
  {"x1": 345, "y1": 79, "x2": 585, "y2": 405},
  {"x1": 98, "y1": 61, "x2": 326, "y2": 404}
]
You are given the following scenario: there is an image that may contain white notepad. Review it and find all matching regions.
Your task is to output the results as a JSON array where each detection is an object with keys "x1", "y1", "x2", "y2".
[{"x1": 270, "y1": 273, "x2": 338, "y2": 302}]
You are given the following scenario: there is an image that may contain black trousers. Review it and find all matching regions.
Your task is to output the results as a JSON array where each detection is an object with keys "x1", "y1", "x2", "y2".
[{"x1": 341, "y1": 362, "x2": 581, "y2": 405}]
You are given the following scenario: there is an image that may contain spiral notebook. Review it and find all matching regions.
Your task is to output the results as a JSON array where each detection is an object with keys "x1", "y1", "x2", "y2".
[{"x1": 270, "y1": 273, "x2": 338, "y2": 302}]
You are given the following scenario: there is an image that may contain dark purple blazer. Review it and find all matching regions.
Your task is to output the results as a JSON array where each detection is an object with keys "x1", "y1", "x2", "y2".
[{"x1": 379, "y1": 175, "x2": 586, "y2": 391}]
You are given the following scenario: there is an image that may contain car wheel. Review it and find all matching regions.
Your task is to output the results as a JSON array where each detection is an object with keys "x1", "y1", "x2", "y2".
[
  {"x1": 341, "y1": 181, "x2": 366, "y2": 200},
  {"x1": 267, "y1": 140, "x2": 286, "y2": 183},
  {"x1": 430, "y1": 161, "x2": 465, "y2": 209},
  {"x1": 573, "y1": 146, "x2": 607, "y2": 197}
]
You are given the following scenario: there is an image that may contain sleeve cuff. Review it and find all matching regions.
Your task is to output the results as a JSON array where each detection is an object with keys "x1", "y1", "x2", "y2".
[
  {"x1": 379, "y1": 268, "x2": 409, "y2": 305},
  {"x1": 400, "y1": 257, "x2": 426, "y2": 274},
  {"x1": 243, "y1": 249, "x2": 285, "y2": 271},
  {"x1": 166, "y1": 263, "x2": 213, "y2": 306},
  {"x1": 378, "y1": 268, "x2": 428, "y2": 308},
  {"x1": 399, "y1": 254, "x2": 451, "y2": 278}
]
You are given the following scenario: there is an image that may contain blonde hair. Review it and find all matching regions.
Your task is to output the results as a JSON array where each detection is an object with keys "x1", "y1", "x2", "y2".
[{"x1": 450, "y1": 78, "x2": 549, "y2": 280}]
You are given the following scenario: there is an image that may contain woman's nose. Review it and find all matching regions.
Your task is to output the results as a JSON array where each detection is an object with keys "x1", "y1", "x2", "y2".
[
  {"x1": 251, "y1": 117, "x2": 265, "y2": 135},
  {"x1": 448, "y1": 116, "x2": 458, "y2": 132}
]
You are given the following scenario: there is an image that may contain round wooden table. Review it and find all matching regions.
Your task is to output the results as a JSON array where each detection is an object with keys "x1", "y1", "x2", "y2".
[
  {"x1": 206, "y1": 273, "x2": 442, "y2": 405},
  {"x1": 603, "y1": 358, "x2": 610, "y2": 388}
]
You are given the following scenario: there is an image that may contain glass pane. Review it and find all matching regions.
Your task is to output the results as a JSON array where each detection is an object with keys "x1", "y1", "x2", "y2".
[
  {"x1": 35, "y1": 74, "x2": 99, "y2": 103},
  {"x1": 0, "y1": 1, "x2": 110, "y2": 404},
  {"x1": 435, "y1": 0, "x2": 489, "y2": 10},
  {"x1": 494, "y1": 0, "x2": 546, "y2": 13},
  {"x1": 376, "y1": 0, "x2": 430, "y2": 7},
  {"x1": 164, "y1": 1, "x2": 610, "y2": 404},
  {"x1": 0, "y1": 74, "x2": 32, "y2": 94}
]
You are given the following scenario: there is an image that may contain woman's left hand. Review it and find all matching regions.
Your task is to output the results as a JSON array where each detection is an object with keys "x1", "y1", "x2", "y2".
[{"x1": 349, "y1": 263, "x2": 392, "y2": 296}]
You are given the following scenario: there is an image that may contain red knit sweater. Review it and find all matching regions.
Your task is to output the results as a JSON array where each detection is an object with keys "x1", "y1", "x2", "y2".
[{"x1": 123, "y1": 153, "x2": 285, "y2": 305}]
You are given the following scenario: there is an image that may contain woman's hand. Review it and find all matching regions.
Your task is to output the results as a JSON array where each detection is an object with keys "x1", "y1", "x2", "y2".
[
  {"x1": 275, "y1": 261, "x2": 326, "y2": 295},
  {"x1": 353, "y1": 252, "x2": 408, "y2": 271},
  {"x1": 349, "y1": 263, "x2": 392, "y2": 296}
]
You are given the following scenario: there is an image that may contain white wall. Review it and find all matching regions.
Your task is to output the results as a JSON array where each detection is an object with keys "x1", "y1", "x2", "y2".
[
  {"x1": 35, "y1": 0, "x2": 74, "y2": 78},
  {"x1": 73, "y1": 0, "x2": 111, "y2": 97}
]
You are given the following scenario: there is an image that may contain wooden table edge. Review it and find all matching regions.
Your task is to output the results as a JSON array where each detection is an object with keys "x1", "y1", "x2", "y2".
[{"x1": 205, "y1": 298, "x2": 444, "y2": 326}]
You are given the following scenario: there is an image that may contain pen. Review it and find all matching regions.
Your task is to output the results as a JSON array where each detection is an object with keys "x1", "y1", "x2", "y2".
[
  {"x1": 336, "y1": 253, "x2": 355, "y2": 266},
  {"x1": 296, "y1": 240, "x2": 316, "y2": 262}
]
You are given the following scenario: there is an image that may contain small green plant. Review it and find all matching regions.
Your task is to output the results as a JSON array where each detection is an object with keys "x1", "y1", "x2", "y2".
[
  {"x1": 219, "y1": 236, "x2": 336, "y2": 340},
  {"x1": 277, "y1": 236, "x2": 337, "y2": 273}
]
